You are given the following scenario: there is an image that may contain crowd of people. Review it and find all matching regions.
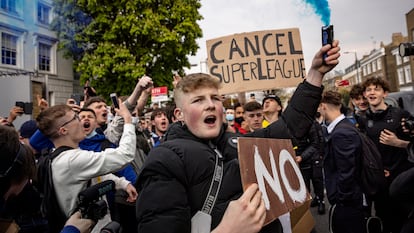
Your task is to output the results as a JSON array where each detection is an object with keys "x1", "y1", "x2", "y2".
[{"x1": 0, "y1": 37, "x2": 413, "y2": 233}]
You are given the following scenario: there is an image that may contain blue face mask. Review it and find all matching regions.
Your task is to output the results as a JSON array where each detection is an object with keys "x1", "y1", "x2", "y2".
[{"x1": 226, "y1": 114, "x2": 234, "y2": 121}]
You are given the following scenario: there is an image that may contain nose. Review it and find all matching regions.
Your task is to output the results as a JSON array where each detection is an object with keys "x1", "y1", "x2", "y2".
[{"x1": 206, "y1": 98, "x2": 216, "y2": 110}]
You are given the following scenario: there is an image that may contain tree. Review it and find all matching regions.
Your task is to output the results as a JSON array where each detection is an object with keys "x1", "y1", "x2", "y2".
[{"x1": 51, "y1": 0, "x2": 203, "y2": 98}]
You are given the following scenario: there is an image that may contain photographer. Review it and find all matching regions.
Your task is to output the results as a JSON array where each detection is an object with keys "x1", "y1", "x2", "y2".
[
  {"x1": 61, "y1": 211, "x2": 94, "y2": 233},
  {"x1": 389, "y1": 118, "x2": 414, "y2": 233}
]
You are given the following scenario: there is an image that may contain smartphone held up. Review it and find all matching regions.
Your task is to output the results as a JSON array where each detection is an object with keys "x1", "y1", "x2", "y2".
[
  {"x1": 321, "y1": 25, "x2": 334, "y2": 63},
  {"x1": 110, "y1": 93, "x2": 119, "y2": 109}
]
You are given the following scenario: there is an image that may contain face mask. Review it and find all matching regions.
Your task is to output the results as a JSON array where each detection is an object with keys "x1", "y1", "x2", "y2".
[
  {"x1": 235, "y1": 116, "x2": 244, "y2": 125},
  {"x1": 226, "y1": 114, "x2": 234, "y2": 121}
]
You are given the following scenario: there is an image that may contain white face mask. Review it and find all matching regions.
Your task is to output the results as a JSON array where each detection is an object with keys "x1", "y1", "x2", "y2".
[
  {"x1": 131, "y1": 116, "x2": 139, "y2": 125},
  {"x1": 226, "y1": 114, "x2": 234, "y2": 121}
]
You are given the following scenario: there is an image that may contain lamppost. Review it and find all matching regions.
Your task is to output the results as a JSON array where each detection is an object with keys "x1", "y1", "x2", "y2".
[
  {"x1": 200, "y1": 59, "x2": 208, "y2": 73},
  {"x1": 344, "y1": 51, "x2": 360, "y2": 83}
]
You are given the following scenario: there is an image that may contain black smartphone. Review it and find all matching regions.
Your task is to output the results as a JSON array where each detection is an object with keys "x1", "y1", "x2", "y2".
[
  {"x1": 15, "y1": 101, "x2": 32, "y2": 114},
  {"x1": 24, "y1": 102, "x2": 33, "y2": 114},
  {"x1": 321, "y1": 25, "x2": 334, "y2": 62},
  {"x1": 70, "y1": 94, "x2": 81, "y2": 105},
  {"x1": 110, "y1": 93, "x2": 119, "y2": 109}
]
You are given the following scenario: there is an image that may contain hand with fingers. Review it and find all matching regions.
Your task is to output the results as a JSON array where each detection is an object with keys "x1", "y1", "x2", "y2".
[
  {"x1": 36, "y1": 94, "x2": 49, "y2": 111},
  {"x1": 212, "y1": 183, "x2": 266, "y2": 233},
  {"x1": 63, "y1": 211, "x2": 95, "y2": 233}
]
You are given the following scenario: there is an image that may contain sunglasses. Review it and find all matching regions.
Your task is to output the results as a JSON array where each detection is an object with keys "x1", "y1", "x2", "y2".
[{"x1": 60, "y1": 114, "x2": 80, "y2": 128}]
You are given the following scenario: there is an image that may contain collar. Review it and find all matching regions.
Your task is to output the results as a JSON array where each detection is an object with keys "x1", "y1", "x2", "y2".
[
  {"x1": 327, "y1": 114, "x2": 345, "y2": 134},
  {"x1": 85, "y1": 130, "x2": 98, "y2": 139}
]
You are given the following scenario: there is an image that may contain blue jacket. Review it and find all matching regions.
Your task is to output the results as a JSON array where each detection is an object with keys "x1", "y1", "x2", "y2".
[
  {"x1": 79, "y1": 133, "x2": 137, "y2": 183},
  {"x1": 60, "y1": 225, "x2": 80, "y2": 233}
]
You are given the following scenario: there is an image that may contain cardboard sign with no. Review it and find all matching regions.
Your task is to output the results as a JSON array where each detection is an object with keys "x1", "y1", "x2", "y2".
[{"x1": 237, "y1": 137, "x2": 311, "y2": 225}]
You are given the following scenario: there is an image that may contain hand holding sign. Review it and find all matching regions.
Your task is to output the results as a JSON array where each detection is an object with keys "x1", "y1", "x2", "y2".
[
  {"x1": 238, "y1": 138, "x2": 310, "y2": 225},
  {"x1": 212, "y1": 183, "x2": 266, "y2": 233}
]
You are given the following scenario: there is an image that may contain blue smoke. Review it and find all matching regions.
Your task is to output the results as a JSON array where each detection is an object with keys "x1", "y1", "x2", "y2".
[{"x1": 303, "y1": 0, "x2": 331, "y2": 25}]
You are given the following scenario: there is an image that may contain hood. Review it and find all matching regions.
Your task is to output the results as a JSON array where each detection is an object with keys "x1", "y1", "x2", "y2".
[{"x1": 79, "y1": 133, "x2": 108, "y2": 152}]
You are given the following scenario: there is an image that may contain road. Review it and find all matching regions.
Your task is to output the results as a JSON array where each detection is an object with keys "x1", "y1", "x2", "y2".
[{"x1": 309, "y1": 195, "x2": 331, "y2": 233}]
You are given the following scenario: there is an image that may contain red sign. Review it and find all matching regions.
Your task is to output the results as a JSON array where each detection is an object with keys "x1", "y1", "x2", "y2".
[
  {"x1": 151, "y1": 86, "x2": 168, "y2": 96},
  {"x1": 151, "y1": 86, "x2": 169, "y2": 103}
]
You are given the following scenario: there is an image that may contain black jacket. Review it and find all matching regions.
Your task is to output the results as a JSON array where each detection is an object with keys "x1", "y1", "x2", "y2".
[
  {"x1": 358, "y1": 106, "x2": 413, "y2": 180},
  {"x1": 324, "y1": 119, "x2": 364, "y2": 206},
  {"x1": 295, "y1": 120, "x2": 325, "y2": 169},
  {"x1": 135, "y1": 81, "x2": 323, "y2": 233}
]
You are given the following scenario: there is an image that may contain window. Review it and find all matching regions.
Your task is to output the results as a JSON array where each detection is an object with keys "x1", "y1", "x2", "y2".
[
  {"x1": 377, "y1": 59, "x2": 382, "y2": 70},
  {"x1": 398, "y1": 68, "x2": 405, "y2": 85},
  {"x1": 405, "y1": 66, "x2": 412, "y2": 83},
  {"x1": 372, "y1": 60, "x2": 377, "y2": 72},
  {"x1": 38, "y1": 43, "x2": 51, "y2": 71},
  {"x1": 38, "y1": 3, "x2": 51, "y2": 25},
  {"x1": 1, "y1": 0, "x2": 16, "y2": 13},
  {"x1": 1, "y1": 32, "x2": 17, "y2": 65},
  {"x1": 367, "y1": 63, "x2": 371, "y2": 74},
  {"x1": 396, "y1": 54, "x2": 402, "y2": 65}
]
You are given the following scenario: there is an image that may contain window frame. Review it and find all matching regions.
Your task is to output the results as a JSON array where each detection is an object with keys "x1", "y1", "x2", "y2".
[
  {"x1": 35, "y1": 36, "x2": 56, "y2": 74},
  {"x1": 37, "y1": 1, "x2": 51, "y2": 25},
  {"x1": 0, "y1": 30, "x2": 22, "y2": 68}
]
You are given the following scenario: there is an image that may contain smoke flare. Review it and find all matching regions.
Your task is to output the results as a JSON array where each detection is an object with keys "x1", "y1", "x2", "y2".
[{"x1": 304, "y1": 0, "x2": 331, "y2": 25}]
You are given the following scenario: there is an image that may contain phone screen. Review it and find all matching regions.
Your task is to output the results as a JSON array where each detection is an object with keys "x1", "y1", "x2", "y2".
[{"x1": 110, "y1": 93, "x2": 119, "y2": 109}]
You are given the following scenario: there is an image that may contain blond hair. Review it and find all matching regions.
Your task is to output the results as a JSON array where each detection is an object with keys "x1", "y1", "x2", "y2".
[{"x1": 174, "y1": 73, "x2": 221, "y2": 107}]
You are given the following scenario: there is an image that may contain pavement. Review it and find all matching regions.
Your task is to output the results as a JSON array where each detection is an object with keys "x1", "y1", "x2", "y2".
[{"x1": 309, "y1": 195, "x2": 331, "y2": 233}]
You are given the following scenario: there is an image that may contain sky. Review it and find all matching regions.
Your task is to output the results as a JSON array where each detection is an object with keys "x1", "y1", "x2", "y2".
[{"x1": 186, "y1": 0, "x2": 414, "y2": 74}]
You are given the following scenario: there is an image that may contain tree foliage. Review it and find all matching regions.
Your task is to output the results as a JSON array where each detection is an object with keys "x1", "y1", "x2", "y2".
[{"x1": 51, "y1": 0, "x2": 203, "y2": 97}]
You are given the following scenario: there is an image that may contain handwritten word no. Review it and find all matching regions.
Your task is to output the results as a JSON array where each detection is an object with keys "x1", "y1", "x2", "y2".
[{"x1": 254, "y1": 146, "x2": 307, "y2": 210}]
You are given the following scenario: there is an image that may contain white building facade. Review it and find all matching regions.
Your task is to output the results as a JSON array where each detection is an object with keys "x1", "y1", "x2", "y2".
[{"x1": 0, "y1": 0, "x2": 74, "y2": 127}]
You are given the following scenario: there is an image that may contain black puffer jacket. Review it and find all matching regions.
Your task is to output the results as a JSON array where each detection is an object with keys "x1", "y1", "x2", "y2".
[{"x1": 135, "y1": 81, "x2": 323, "y2": 233}]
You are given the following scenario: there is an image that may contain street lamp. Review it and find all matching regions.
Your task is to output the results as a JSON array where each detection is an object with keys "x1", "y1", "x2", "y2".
[
  {"x1": 200, "y1": 59, "x2": 208, "y2": 73},
  {"x1": 344, "y1": 51, "x2": 360, "y2": 83}
]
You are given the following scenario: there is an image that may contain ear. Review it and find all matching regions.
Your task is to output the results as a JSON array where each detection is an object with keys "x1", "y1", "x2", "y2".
[{"x1": 174, "y1": 108, "x2": 184, "y2": 121}]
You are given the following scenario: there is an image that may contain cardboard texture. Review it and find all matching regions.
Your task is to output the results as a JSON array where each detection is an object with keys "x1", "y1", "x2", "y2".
[
  {"x1": 290, "y1": 200, "x2": 315, "y2": 233},
  {"x1": 0, "y1": 219, "x2": 20, "y2": 233},
  {"x1": 206, "y1": 28, "x2": 305, "y2": 94},
  {"x1": 237, "y1": 137, "x2": 311, "y2": 225}
]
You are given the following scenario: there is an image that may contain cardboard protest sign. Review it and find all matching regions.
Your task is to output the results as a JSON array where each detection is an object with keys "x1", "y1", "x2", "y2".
[
  {"x1": 237, "y1": 137, "x2": 311, "y2": 225},
  {"x1": 206, "y1": 28, "x2": 305, "y2": 94}
]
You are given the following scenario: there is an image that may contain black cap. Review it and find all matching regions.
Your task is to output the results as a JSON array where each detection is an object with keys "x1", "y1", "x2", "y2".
[{"x1": 262, "y1": 95, "x2": 282, "y2": 107}]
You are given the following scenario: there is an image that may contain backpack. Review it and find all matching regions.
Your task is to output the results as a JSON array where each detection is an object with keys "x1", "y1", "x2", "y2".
[
  {"x1": 37, "y1": 146, "x2": 73, "y2": 233},
  {"x1": 341, "y1": 123, "x2": 386, "y2": 197}
]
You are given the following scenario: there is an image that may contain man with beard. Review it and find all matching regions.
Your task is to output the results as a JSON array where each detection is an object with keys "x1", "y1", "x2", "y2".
[
  {"x1": 149, "y1": 108, "x2": 169, "y2": 147},
  {"x1": 135, "y1": 40, "x2": 341, "y2": 233}
]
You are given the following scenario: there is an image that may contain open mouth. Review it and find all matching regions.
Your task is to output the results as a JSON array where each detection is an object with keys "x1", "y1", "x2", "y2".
[
  {"x1": 83, "y1": 122, "x2": 90, "y2": 129},
  {"x1": 204, "y1": 115, "x2": 217, "y2": 124},
  {"x1": 102, "y1": 113, "x2": 108, "y2": 118}
]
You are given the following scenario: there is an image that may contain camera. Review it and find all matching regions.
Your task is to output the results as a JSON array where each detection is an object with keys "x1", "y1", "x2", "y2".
[
  {"x1": 399, "y1": 42, "x2": 414, "y2": 57},
  {"x1": 15, "y1": 101, "x2": 33, "y2": 114},
  {"x1": 405, "y1": 119, "x2": 414, "y2": 132},
  {"x1": 77, "y1": 180, "x2": 115, "y2": 222}
]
